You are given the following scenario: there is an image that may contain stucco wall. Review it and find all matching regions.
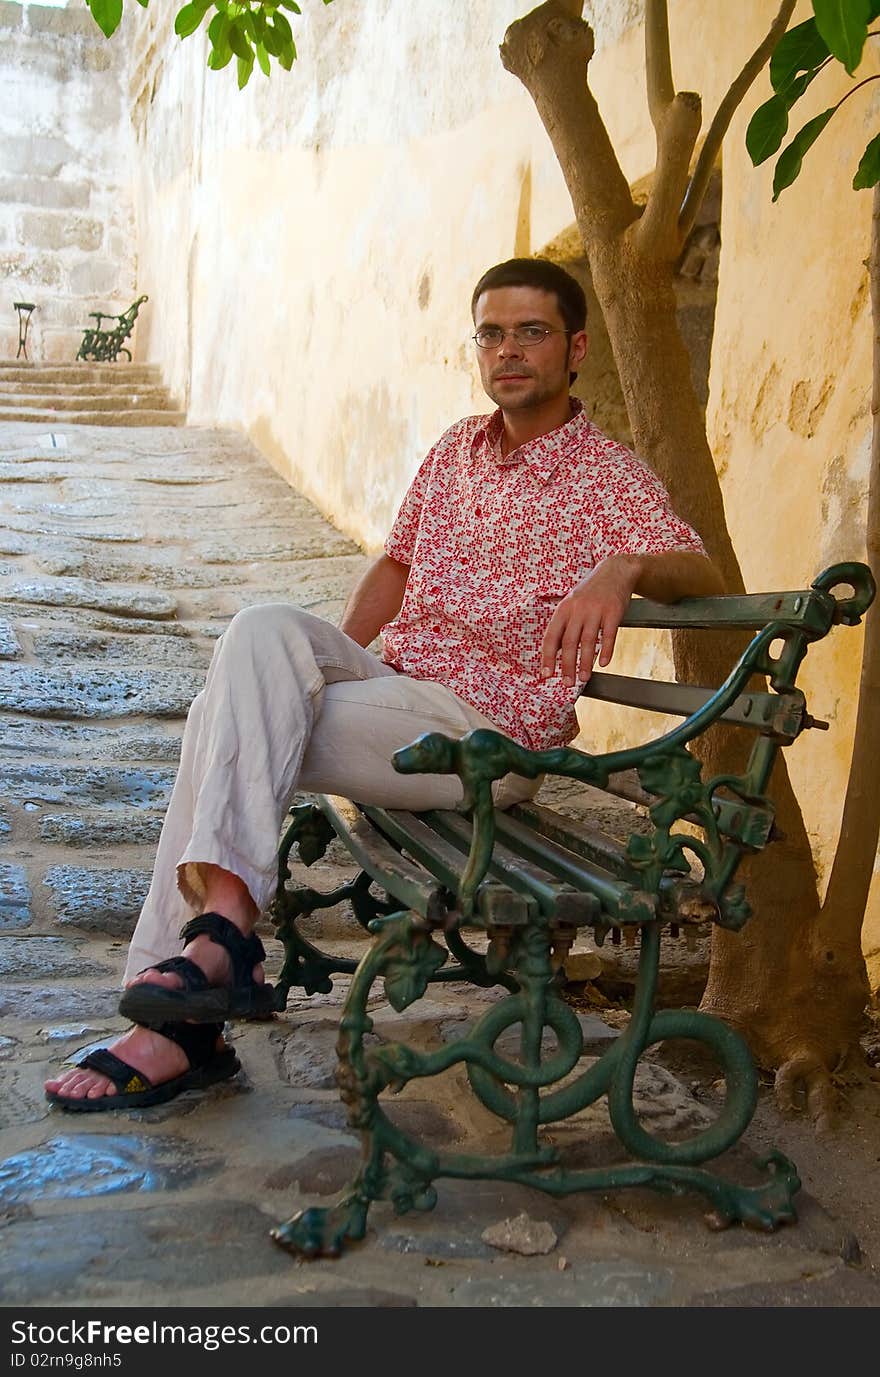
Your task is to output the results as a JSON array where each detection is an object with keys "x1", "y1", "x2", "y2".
[
  {"x1": 124, "y1": 0, "x2": 877, "y2": 978},
  {"x1": 0, "y1": 2, "x2": 137, "y2": 361}
]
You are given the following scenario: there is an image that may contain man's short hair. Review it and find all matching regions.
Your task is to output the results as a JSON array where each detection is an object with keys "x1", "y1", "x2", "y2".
[{"x1": 470, "y1": 257, "x2": 588, "y2": 334}]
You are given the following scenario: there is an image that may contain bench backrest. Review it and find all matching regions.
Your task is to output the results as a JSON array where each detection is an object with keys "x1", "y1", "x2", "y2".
[{"x1": 389, "y1": 562, "x2": 875, "y2": 932}]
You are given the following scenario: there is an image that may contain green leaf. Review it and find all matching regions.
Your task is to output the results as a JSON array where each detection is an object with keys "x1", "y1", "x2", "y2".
[
  {"x1": 135, "y1": 0, "x2": 150, "y2": 9},
  {"x1": 770, "y1": 18, "x2": 829, "y2": 94},
  {"x1": 854, "y1": 130, "x2": 880, "y2": 188},
  {"x1": 207, "y1": 11, "x2": 232, "y2": 66},
  {"x1": 772, "y1": 107, "x2": 836, "y2": 199},
  {"x1": 277, "y1": 38, "x2": 296, "y2": 70},
  {"x1": 208, "y1": 11, "x2": 228, "y2": 43},
  {"x1": 280, "y1": 0, "x2": 302, "y2": 10},
  {"x1": 87, "y1": 0, "x2": 123, "y2": 38},
  {"x1": 237, "y1": 52, "x2": 254, "y2": 88},
  {"x1": 242, "y1": 9, "x2": 257, "y2": 40},
  {"x1": 262, "y1": 23, "x2": 282, "y2": 55},
  {"x1": 228, "y1": 19, "x2": 253, "y2": 61},
  {"x1": 174, "y1": 3, "x2": 204, "y2": 38},
  {"x1": 746, "y1": 94, "x2": 790, "y2": 165},
  {"x1": 871, "y1": 1, "x2": 880, "y2": 19},
  {"x1": 813, "y1": 0, "x2": 870, "y2": 74},
  {"x1": 273, "y1": 9, "x2": 292, "y2": 42},
  {"x1": 256, "y1": 40, "x2": 271, "y2": 76}
]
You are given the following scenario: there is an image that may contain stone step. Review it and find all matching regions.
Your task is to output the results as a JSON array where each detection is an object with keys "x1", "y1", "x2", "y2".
[
  {"x1": 0, "y1": 364, "x2": 162, "y2": 386},
  {"x1": 0, "y1": 392, "x2": 179, "y2": 413},
  {"x1": 1, "y1": 380, "x2": 175, "y2": 398},
  {"x1": 0, "y1": 407, "x2": 186, "y2": 427}
]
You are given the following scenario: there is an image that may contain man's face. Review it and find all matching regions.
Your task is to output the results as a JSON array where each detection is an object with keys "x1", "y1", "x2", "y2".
[{"x1": 472, "y1": 285, "x2": 587, "y2": 413}]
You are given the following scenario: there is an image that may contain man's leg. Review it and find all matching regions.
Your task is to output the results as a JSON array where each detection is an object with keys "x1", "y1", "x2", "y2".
[
  {"x1": 46, "y1": 605, "x2": 535, "y2": 1104},
  {"x1": 46, "y1": 604, "x2": 395, "y2": 1104}
]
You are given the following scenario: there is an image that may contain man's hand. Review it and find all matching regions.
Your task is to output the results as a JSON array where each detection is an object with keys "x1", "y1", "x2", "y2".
[
  {"x1": 540, "y1": 550, "x2": 724, "y2": 687},
  {"x1": 541, "y1": 555, "x2": 641, "y2": 687}
]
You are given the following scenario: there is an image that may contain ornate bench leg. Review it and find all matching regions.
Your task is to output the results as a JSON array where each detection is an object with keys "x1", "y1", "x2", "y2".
[{"x1": 271, "y1": 910, "x2": 446, "y2": 1259}]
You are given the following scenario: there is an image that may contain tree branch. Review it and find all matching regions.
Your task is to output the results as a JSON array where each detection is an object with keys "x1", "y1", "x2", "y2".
[
  {"x1": 637, "y1": 90, "x2": 702, "y2": 259},
  {"x1": 500, "y1": 1, "x2": 637, "y2": 244},
  {"x1": 679, "y1": 0, "x2": 797, "y2": 242},
  {"x1": 646, "y1": 0, "x2": 675, "y2": 128}
]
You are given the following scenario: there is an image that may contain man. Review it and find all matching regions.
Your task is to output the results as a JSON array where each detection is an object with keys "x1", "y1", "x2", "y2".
[{"x1": 46, "y1": 258, "x2": 722, "y2": 1110}]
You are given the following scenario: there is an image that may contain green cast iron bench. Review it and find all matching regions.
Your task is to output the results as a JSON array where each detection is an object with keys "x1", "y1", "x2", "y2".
[
  {"x1": 267, "y1": 561, "x2": 875, "y2": 1258},
  {"x1": 76, "y1": 294, "x2": 148, "y2": 363}
]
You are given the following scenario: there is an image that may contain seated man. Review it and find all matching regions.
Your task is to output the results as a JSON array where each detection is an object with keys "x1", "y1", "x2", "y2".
[{"x1": 45, "y1": 257, "x2": 722, "y2": 1110}]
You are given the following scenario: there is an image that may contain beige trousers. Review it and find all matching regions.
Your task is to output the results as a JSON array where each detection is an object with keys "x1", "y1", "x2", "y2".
[{"x1": 124, "y1": 604, "x2": 539, "y2": 981}]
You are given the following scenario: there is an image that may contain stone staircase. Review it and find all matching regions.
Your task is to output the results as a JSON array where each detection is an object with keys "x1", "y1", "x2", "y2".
[{"x1": 0, "y1": 362, "x2": 185, "y2": 426}]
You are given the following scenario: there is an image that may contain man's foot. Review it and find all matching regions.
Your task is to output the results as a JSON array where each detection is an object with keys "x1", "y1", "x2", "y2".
[
  {"x1": 126, "y1": 931, "x2": 265, "y2": 996},
  {"x1": 43, "y1": 1023, "x2": 229, "y2": 1107},
  {"x1": 118, "y1": 913, "x2": 276, "y2": 1026}
]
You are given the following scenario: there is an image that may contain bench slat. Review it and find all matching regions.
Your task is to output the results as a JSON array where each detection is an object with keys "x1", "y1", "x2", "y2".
[
  {"x1": 425, "y1": 810, "x2": 600, "y2": 926},
  {"x1": 621, "y1": 587, "x2": 834, "y2": 632},
  {"x1": 484, "y1": 809, "x2": 656, "y2": 924},
  {"x1": 581, "y1": 673, "x2": 805, "y2": 738},
  {"x1": 359, "y1": 805, "x2": 531, "y2": 925},
  {"x1": 317, "y1": 795, "x2": 447, "y2": 923}
]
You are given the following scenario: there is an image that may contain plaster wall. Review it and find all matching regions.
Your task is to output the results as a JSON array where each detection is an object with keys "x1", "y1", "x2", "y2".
[
  {"x1": 0, "y1": 2, "x2": 137, "y2": 362},
  {"x1": 127, "y1": 0, "x2": 877, "y2": 978}
]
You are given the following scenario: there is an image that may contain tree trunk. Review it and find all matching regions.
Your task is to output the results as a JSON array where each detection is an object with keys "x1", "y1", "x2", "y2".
[{"x1": 502, "y1": 0, "x2": 871, "y2": 1096}]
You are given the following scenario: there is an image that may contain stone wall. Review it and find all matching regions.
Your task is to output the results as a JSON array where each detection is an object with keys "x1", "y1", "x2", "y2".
[{"x1": 0, "y1": 2, "x2": 137, "y2": 362}]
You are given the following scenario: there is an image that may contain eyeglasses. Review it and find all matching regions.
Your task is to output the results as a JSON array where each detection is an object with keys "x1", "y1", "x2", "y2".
[{"x1": 471, "y1": 325, "x2": 568, "y2": 349}]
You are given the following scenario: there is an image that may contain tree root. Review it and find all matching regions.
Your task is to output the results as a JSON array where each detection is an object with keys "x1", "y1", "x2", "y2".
[{"x1": 774, "y1": 1053, "x2": 840, "y2": 1134}]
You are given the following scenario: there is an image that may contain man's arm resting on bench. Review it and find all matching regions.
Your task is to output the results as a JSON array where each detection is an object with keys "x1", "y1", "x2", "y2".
[
  {"x1": 543, "y1": 550, "x2": 724, "y2": 686},
  {"x1": 340, "y1": 553, "x2": 410, "y2": 648}
]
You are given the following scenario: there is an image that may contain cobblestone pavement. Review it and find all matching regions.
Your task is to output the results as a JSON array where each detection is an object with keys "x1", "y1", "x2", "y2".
[{"x1": 1, "y1": 419, "x2": 879, "y2": 1309}]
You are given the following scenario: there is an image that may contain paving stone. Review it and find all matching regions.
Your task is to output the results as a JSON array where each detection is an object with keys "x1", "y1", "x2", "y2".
[
  {"x1": 0, "y1": 720, "x2": 183, "y2": 763},
  {"x1": 0, "y1": 617, "x2": 21, "y2": 658},
  {"x1": 44, "y1": 866, "x2": 152, "y2": 936},
  {"x1": 0, "y1": 1036, "x2": 17, "y2": 1059},
  {"x1": 266, "y1": 1287, "x2": 417, "y2": 1307},
  {"x1": 0, "y1": 1134, "x2": 223, "y2": 1205},
  {"x1": 452, "y1": 1262, "x2": 675, "y2": 1307},
  {"x1": 0, "y1": 666, "x2": 201, "y2": 717},
  {"x1": 688, "y1": 1266, "x2": 880, "y2": 1307},
  {"x1": 0, "y1": 1201, "x2": 284, "y2": 1302},
  {"x1": 38, "y1": 554, "x2": 247, "y2": 590},
  {"x1": 0, "y1": 987, "x2": 122, "y2": 1021},
  {"x1": 0, "y1": 936, "x2": 107, "y2": 980},
  {"x1": 3, "y1": 602, "x2": 194, "y2": 637},
  {"x1": 6, "y1": 577, "x2": 177, "y2": 618},
  {"x1": 32, "y1": 629, "x2": 214, "y2": 668},
  {"x1": 39, "y1": 812, "x2": 165, "y2": 847},
  {"x1": 276, "y1": 1027, "x2": 357, "y2": 1090},
  {"x1": 0, "y1": 863, "x2": 31, "y2": 928},
  {"x1": 0, "y1": 518, "x2": 146, "y2": 543},
  {"x1": 37, "y1": 1023, "x2": 104, "y2": 1043},
  {"x1": 266, "y1": 1145, "x2": 360, "y2": 1195},
  {"x1": 383, "y1": 1179, "x2": 573, "y2": 1252},
  {"x1": 440, "y1": 1010, "x2": 618, "y2": 1055},
  {"x1": 5, "y1": 764, "x2": 174, "y2": 808},
  {"x1": 286, "y1": 1098, "x2": 460, "y2": 1146},
  {"x1": 381, "y1": 1230, "x2": 495, "y2": 1260}
]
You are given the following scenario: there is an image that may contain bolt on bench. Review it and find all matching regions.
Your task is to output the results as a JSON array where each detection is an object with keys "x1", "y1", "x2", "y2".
[{"x1": 268, "y1": 562, "x2": 875, "y2": 1259}]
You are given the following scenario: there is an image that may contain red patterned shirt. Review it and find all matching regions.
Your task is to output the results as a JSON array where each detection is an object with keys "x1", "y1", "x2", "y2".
[{"x1": 381, "y1": 402, "x2": 706, "y2": 750}]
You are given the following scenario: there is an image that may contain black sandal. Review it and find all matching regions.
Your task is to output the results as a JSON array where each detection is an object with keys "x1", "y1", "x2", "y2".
[
  {"x1": 118, "y1": 912, "x2": 276, "y2": 1027},
  {"x1": 46, "y1": 1022, "x2": 239, "y2": 1113}
]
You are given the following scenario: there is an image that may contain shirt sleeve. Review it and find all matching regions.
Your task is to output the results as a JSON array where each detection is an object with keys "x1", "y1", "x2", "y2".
[
  {"x1": 383, "y1": 446, "x2": 437, "y2": 565},
  {"x1": 590, "y1": 450, "x2": 707, "y2": 563}
]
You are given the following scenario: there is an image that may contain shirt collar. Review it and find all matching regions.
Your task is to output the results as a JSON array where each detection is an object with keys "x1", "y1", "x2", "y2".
[{"x1": 473, "y1": 399, "x2": 587, "y2": 483}]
